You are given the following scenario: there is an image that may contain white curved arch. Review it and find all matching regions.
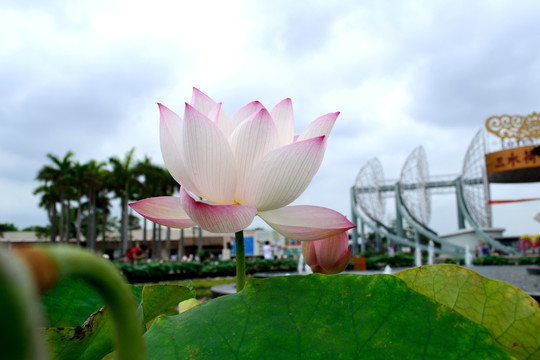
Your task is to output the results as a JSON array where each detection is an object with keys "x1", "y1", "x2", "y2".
[
  {"x1": 355, "y1": 158, "x2": 386, "y2": 223},
  {"x1": 399, "y1": 146, "x2": 431, "y2": 227}
]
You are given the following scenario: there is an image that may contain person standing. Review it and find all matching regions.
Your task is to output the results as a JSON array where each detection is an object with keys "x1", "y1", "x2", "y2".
[
  {"x1": 262, "y1": 241, "x2": 273, "y2": 260},
  {"x1": 126, "y1": 243, "x2": 148, "y2": 265}
]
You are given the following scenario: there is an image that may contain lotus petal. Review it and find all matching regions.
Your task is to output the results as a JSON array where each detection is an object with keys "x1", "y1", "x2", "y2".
[
  {"x1": 129, "y1": 196, "x2": 195, "y2": 228},
  {"x1": 229, "y1": 108, "x2": 279, "y2": 202},
  {"x1": 296, "y1": 112, "x2": 339, "y2": 142},
  {"x1": 208, "y1": 102, "x2": 222, "y2": 123},
  {"x1": 180, "y1": 188, "x2": 257, "y2": 233},
  {"x1": 229, "y1": 101, "x2": 265, "y2": 134},
  {"x1": 330, "y1": 247, "x2": 353, "y2": 274},
  {"x1": 270, "y1": 98, "x2": 294, "y2": 146},
  {"x1": 302, "y1": 239, "x2": 318, "y2": 266},
  {"x1": 191, "y1": 88, "x2": 234, "y2": 137},
  {"x1": 190, "y1": 87, "x2": 218, "y2": 116},
  {"x1": 159, "y1": 104, "x2": 201, "y2": 194},
  {"x1": 259, "y1": 205, "x2": 356, "y2": 241},
  {"x1": 312, "y1": 232, "x2": 352, "y2": 274},
  {"x1": 182, "y1": 104, "x2": 237, "y2": 204},
  {"x1": 242, "y1": 136, "x2": 327, "y2": 210},
  {"x1": 302, "y1": 231, "x2": 352, "y2": 274}
]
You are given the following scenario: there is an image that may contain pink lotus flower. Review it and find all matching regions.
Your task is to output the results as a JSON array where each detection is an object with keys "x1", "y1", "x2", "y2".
[
  {"x1": 302, "y1": 231, "x2": 352, "y2": 274},
  {"x1": 130, "y1": 88, "x2": 355, "y2": 241}
]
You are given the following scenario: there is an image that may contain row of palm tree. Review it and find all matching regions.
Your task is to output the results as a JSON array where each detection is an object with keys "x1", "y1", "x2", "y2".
[{"x1": 34, "y1": 148, "x2": 177, "y2": 257}]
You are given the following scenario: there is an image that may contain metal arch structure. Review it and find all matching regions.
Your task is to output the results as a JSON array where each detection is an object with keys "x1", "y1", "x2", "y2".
[
  {"x1": 456, "y1": 129, "x2": 516, "y2": 254},
  {"x1": 351, "y1": 192, "x2": 440, "y2": 255},
  {"x1": 461, "y1": 130, "x2": 492, "y2": 228},
  {"x1": 394, "y1": 147, "x2": 469, "y2": 256},
  {"x1": 350, "y1": 185, "x2": 463, "y2": 257},
  {"x1": 351, "y1": 147, "x2": 468, "y2": 257},
  {"x1": 455, "y1": 180, "x2": 514, "y2": 254},
  {"x1": 351, "y1": 112, "x2": 540, "y2": 256},
  {"x1": 394, "y1": 181, "x2": 465, "y2": 256},
  {"x1": 351, "y1": 158, "x2": 394, "y2": 255},
  {"x1": 355, "y1": 158, "x2": 386, "y2": 224},
  {"x1": 399, "y1": 146, "x2": 431, "y2": 227},
  {"x1": 351, "y1": 142, "x2": 518, "y2": 256}
]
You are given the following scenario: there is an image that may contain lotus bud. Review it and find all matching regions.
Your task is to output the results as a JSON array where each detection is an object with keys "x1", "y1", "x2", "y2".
[{"x1": 302, "y1": 231, "x2": 352, "y2": 275}]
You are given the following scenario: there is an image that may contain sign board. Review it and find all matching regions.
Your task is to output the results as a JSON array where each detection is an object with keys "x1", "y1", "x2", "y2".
[
  {"x1": 231, "y1": 235, "x2": 254, "y2": 256},
  {"x1": 485, "y1": 145, "x2": 539, "y2": 182}
]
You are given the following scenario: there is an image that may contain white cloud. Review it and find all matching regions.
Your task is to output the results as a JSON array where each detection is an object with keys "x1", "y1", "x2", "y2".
[{"x1": 0, "y1": 0, "x2": 538, "y2": 240}]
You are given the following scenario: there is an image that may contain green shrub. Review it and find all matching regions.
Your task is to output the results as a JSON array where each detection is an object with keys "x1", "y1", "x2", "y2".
[
  {"x1": 365, "y1": 253, "x2": 415, "y2": 269},
  {"x1": 443, "y1": 258, "x2": 464, "y2": 265},
  {"x1": 472, "y1": 255, "x2": 510, "y2": 266},
  {"x1": 115, "y1": 257, "x2": 298, "y2": 284},
  {"x1": 516, "y1": 256, "x2": 540, "y2": 265}
]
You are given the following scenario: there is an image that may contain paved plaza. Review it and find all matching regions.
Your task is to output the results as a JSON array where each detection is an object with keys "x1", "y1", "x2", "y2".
[
  {"x1": 345, "y1": 265, "x2": 540, "y2": 295},
  {"x1": 466, "y1": 265, "x2": 540, "y2": 295}
]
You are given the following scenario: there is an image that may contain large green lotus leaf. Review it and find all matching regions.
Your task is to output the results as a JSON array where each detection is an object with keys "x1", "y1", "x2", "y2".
[
  {"x1": 142, "y1": 284, "x2": 195, "y2": 325},
  {"x1": 42, "y1": 307, "x2": 115, "y2": 360},
  {"x1": 143, "y1": 274, "x2": 510, "y2": 359},
  {"x1": 41, "y1": 278, "x2": 143, "y2": 360},
  {"x1": 396, "y1": 264, "x2": 540, "y2": 360},
  {"x1": 42, "y1": 277, "x2": 143, "y2": 327},
  {"x1": 42, "y1": 281, "x2": 193, "y2": 360},
  {"x1": 42, "y1": 278, "x2": 106, "y2": 327}
]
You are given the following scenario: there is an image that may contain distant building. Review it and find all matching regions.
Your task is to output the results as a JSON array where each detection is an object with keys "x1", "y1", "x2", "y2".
[
  {"x1": 439, "y1": 228, "x2": 506, "y2": 254},
  {"x1": 1, "y1": 228, "x2": 287, "y2": 260}
]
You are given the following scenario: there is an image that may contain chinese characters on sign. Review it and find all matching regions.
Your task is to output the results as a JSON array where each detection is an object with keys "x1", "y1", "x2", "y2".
[{"x1": 486, "y1": 145, "x2": 538, "y2": 175}]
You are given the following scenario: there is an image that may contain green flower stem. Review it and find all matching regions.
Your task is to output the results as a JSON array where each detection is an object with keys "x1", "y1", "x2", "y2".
[
  {"x1": 43, "y1": 246, "x2": 146, "y2": 360},
  {"x1": 235, "y1": 231, "x2": 246, "y2": 292}
]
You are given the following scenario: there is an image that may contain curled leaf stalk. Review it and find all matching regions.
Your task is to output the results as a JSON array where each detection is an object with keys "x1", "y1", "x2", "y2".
[
  {"x1": 18, "y1": 246, "x2": 147, "y2": 360},
  {"x1": 0, "y1": 249, "x2": 48, "y2": 360}
]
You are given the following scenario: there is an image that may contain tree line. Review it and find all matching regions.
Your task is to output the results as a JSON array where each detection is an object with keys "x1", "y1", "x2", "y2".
[{"x1": 34, "y1": 148, "x2": 177, "y2": 257}]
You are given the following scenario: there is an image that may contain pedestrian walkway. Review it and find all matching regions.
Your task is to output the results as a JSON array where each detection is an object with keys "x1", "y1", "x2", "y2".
[{"x1": 468, "y1": 265, "x2": 539, "y2": 294}]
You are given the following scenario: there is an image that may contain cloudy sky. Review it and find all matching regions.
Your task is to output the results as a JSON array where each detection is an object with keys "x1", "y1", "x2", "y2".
[{"x1": 1, "y1": 0, "x2": 539, "y2": 237}]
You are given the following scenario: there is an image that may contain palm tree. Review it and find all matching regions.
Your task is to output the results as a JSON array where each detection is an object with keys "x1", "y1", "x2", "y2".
[
  {"x1": 33, "y1": 184, "x2": 58, "y2": 242},
  {"x1": 82, "y1": 159, "x2": 107, "y2": 250},
  {"x1": 96, "y1": 185, "x2": 113, "y2": 250},
  {"x1": 134, "y1": 157, "x2": 175, "y2": 260},
  {"x1": 108, "y1": 148, "x2": 140, "y2": 256},
  {"x1": 71, "y1": 161, "x2": 87, "y2": 246},
  {"x1": 35, "y1": 151, "x2": 75, "y2": 242},
  {"x1": 160, "y1": 167, "x2": 178, "y2": 259},
  {"x1": 134, "y1": 156, "x2": 154, "y2": 245}
]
